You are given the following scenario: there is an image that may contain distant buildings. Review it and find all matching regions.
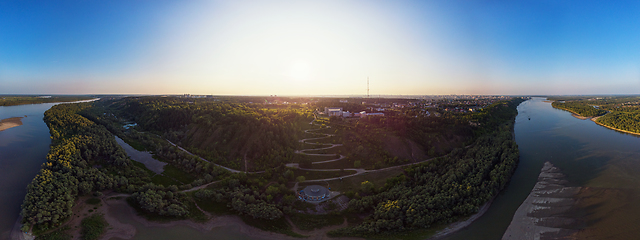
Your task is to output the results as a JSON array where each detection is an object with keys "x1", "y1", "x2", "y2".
[
  {"x1": 359, "y1": 111, "x2": 384, "y2": 118},
  {"x1": 324, "y1": 107, "x2": 343, "y2": 117}
]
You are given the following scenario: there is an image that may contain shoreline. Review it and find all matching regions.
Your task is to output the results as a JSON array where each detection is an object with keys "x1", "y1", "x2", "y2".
[
  {"x1": 590, "y1": 116, "x2": 640, "y2": 137},
  {"x1": 571, "y1": 113, "x2": 589, "y2": 120},
  {"x1": 98, "y1": 195, "x2": 361, "y2": 240},
  {"x1": 552, "y1": 106, "x2": 594, "y2": 120},
  {"x1": 0, "y1": 117, "x2": 24, "y2": 132},
  {"x1": 429, "y1": 198, "x2": 494, "y2": 239},
  {"x1": 502, "y1": 162, "x2": 581, "y2": 239},
  {"x1": 555, "y1": 106, "x2": 640, "y2": 137}
]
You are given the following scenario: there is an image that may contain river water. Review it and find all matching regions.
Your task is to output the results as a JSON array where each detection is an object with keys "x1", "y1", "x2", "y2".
[
  {"x1": 445, "y1": 97, "x2": 640, "y2": 239},
  {"x1": 0, "y1": 103, "x2": 61, "y2": 239},
  {"x1": 2, "y1": 98, "x2": 639, "y2": 239}
]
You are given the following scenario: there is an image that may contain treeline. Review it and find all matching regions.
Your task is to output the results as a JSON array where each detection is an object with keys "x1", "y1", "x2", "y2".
[
  {"x1": 130, "y1": 185, "x2": 189, "y2": 217},
  {"x1": 329, "y1": 98, "x2": 522, "y2": 237},
  {"x1": 331, "y1": 100, "x2": 522, "y2": 169},
  {"x1": 102, "y1": 97, "x2": 313, "y2": 171},
  {"x1": 194, "y1": 170, "x2": 303, "y2": 220},
  {"x1": 328, "y1": 107, "x2": 474, "y2": 169},
  {"x1": 596, "y1": 111, "x2": 640, "y2": 133},
  {"x1": 80, "y1": 103, "x2": 228, "y2": 184},
  {"x1": 0, "y1": 96, "x2": 93, "y2": 106},
  {"x1": 549, "y1": 96, "x2": 640, "y2": 133},
  {"x1": 21, "y1": 103, "x2": 148, "y2": 231},
  {"x1": 551, "y1": 101, "x2": 606, "y2": 117}
]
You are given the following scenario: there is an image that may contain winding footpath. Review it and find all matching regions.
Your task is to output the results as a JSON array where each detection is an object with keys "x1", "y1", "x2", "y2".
[{"x1": 163, "y1": 118, "x2": 444, "y2": 183}]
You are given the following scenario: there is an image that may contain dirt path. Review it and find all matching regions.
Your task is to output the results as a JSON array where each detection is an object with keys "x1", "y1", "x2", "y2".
[
  {"x1": 162, "y1": 118, "x2": 455, "y2": 183},
  {"x1": 165, "y1": 139, "x2": 266, "y2": 174},
  {"x1": 181, "y1": 180, "x2": 221, "y2": 193}
]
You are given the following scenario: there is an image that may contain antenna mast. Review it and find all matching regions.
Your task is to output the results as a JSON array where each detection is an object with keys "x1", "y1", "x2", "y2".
[{"x1": 367, "y1": 77, "x2": 369, "y2": 98}]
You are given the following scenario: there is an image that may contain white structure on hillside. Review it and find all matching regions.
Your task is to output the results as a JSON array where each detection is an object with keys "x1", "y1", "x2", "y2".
[
  {"x1": 324, "y1": 107, "x2": 343, "y2": 117},
  {"x1": 359, "y1": 111, "x2": 384, "y2": 118}
]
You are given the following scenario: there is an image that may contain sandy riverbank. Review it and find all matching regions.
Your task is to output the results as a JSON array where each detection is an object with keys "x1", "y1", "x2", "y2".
[
  {"x1": 93, "y1": 194, "x2": 362, "y2": 240},
  {"x1": 502, "y1": 162, "x2": 581, "y2": 240},
  {"x1": 429, "y1": 199, "x2": 494, "y2": 239},
  {"x1": 0, "y1": 117, "x2": 23, "y2": 132},
  {"x1": 571, "y1": 113, "x2": 589, "y2": 120}
]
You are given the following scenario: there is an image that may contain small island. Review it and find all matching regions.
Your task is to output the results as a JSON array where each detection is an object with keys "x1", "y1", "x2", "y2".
[{"x1": 0, "y1": 117, "x2": 23, "y2": 132}]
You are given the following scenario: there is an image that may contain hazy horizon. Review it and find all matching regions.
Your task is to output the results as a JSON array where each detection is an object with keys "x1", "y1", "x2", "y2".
[{"x1": 2, "y1": 0, "x2": 640, "y2": 95}]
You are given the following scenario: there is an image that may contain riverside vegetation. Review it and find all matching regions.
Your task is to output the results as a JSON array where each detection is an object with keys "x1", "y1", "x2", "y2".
[
  {"x1": 0, "y1": 95, "x2": 93, "y2": 106},
  {"x1": 20, "y1": 96, "x2": 525, "y2": 239},
  {"x1": 551, "y1": 96, "x2": 640, "y2": 134}
]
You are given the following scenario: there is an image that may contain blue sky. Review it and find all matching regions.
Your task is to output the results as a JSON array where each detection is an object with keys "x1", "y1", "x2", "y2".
[{"x1": 1, "y1": 0, "x2": 639, "y2": 95}]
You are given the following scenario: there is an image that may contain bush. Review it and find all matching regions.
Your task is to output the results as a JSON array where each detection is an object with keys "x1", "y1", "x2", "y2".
[
  {"x1": 296, "y1": 176, "x2": 306, "y2": 182},
  {"x1": 80, "y1": 214, "x2": 107, "y2": 240}
]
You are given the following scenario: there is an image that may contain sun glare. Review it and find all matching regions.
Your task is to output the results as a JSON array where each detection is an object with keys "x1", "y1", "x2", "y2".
[{"x1": 289, "y1": 61, "x2": 311, "y2": 82}]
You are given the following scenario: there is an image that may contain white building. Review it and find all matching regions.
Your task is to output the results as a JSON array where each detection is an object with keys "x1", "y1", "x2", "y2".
[
  {"x1": 359, "y1": 111, "x2": 384, "y2": 118},
  {"x1": 324, "y1": 107, "x2": 343, "y2": 117}
]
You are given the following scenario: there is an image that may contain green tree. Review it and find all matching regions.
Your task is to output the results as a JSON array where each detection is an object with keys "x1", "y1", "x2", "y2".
[{"x1": 296, "y1": 176, "x2": 306, "y2": 182}]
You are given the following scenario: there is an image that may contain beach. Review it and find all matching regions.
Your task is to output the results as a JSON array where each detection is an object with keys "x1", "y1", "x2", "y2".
[
  {"x1": 502, "y1": 162, "x2": 581, "y2": 240},
  {"x1": 0, "y1": 117, "x2": 24, "y2": 132},
  {"x1": 429, "y1": 199, "x2": 494, "y2": 239}
]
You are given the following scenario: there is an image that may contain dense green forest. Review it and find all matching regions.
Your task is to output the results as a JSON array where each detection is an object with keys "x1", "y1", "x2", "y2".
[
  {"x1": 551, "y1": 101, "x2": 606, "y2": 117},
  {"x1": 597, "y1": 111, "x2": 640, "y2": 133},
  {"x1": 103, "y1": 97, "x2": 313, "y2": 171},
  {"x1": 21, "y1": 96, "x2": 526, "y2": 238},
  {"x1": 0, "y1": 95, "x2": 93, "y2": 106},
  {"x1": 21, "y1": 103, "x2": 143, "y2": 231},
  {"x1": 20, "y1": 101, "x2": 227, "y2": 234},
  {"x1": 550, "y1": 96, "x2": 640, "y2": 134},
  {"x1": 328, "y1": 98, "x2": 523, "y2": 237}
]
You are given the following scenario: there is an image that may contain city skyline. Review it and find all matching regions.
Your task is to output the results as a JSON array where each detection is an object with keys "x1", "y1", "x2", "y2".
[{"x1": 2, "y1": 0, "x2": 640, "y2": 95}]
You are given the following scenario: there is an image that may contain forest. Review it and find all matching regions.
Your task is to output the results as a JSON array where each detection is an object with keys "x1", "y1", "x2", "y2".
[
  {"x1": 21, "y1": 95, "x2": 526, "y2": 238},
  {"x1": 551, "y1": 101, "x2": 606, "y2": 117},
  {"x1": 0, "y1": 95, "x2": 93, "y2": 106},
  {"x1": 20, "y1": 101, "x2": 226, "y2": 234},
  {"x1": 328, "y1": 98, "x2": 524, "y2": 237},
  {"x1": 21, "y1": 103, "x2": 141, "y2": 232},
  {"x1": 550, "y1": 96, "x2": 640, "y2": 134},
  {"x1": 103, "y1": 97, "x2": 313, "y2": 171}
]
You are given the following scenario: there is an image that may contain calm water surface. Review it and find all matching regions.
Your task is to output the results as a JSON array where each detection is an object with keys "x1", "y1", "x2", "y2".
[
  {"x1": 0, "y1": 103, "x2": 58, "y2": 238},
  {"x1": 446, "y1": 97, "x2": 640, "y2": 239}
]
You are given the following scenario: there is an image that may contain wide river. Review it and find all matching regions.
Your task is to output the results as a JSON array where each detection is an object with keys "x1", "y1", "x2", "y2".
[
  {"x1": 2, "y1": 97, "x2": 639, "y2": 239},
  {"x1": 446, "y1": 97, "x2": 640, "y2": 239}
]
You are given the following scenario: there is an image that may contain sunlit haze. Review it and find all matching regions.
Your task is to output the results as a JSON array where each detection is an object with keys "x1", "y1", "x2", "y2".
[{"x1": 1, "y1": 0, "x2": 640, "y2": 95}]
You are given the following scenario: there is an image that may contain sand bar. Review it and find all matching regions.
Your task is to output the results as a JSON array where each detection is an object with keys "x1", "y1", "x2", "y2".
[
  {"x1": 502, "y1": 162, "x2": 581, "y2": 240},
  {"x1": 0, "y1": 117, "x2": 23, "y2": 132}
]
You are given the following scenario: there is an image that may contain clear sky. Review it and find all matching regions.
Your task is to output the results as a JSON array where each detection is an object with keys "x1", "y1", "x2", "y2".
[{"x1": 1, "y1": 0, "x2": 640, "y2": 95}]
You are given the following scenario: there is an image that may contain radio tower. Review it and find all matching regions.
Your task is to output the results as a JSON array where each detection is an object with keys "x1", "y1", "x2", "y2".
[{"x1": 367, "y1": 77, "x2": 369, "y2": 98}]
